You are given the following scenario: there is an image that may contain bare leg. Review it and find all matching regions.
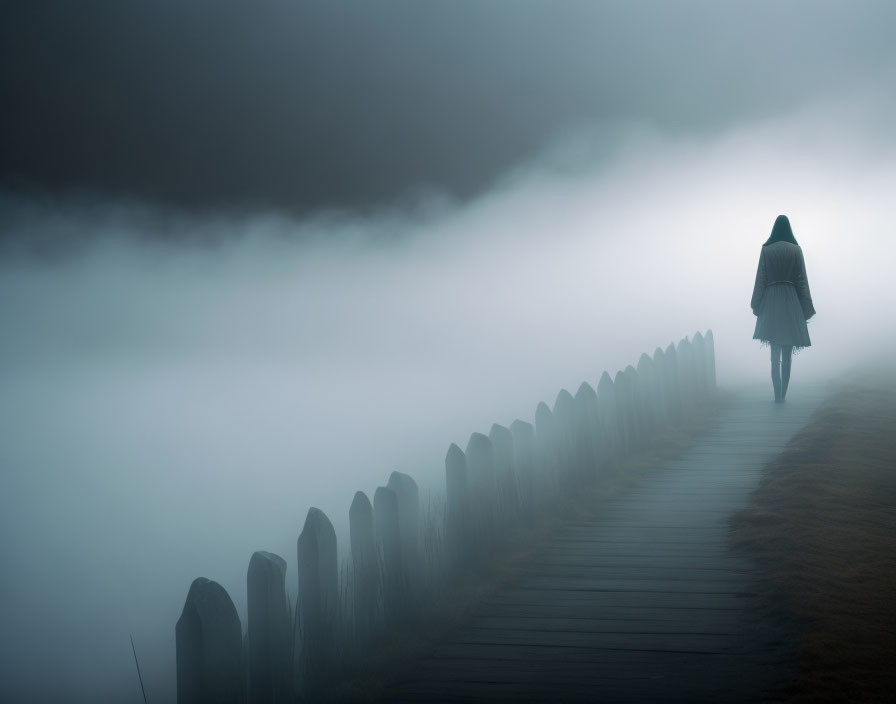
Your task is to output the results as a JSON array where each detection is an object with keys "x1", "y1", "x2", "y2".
[
  {"x1": 770, "y1": 344, "x2": 782, "y2": 403},
  {"x1": 781, "y1": 346, "x2": 793, "y2": 400}
]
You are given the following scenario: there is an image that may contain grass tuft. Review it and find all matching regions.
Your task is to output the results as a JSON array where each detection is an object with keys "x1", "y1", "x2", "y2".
[{"x1": 731, "y1": 370, "x2": 896, "y2": 703}]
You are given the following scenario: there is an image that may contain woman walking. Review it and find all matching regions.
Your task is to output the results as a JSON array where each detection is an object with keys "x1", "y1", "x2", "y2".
[{"x1": 751, "y1": 215, "x2": 816, "y2": 403}]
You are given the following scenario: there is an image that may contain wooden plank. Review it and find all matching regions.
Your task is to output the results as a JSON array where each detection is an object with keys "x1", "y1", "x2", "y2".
[
  {"x1": 545, "y1": 538, "x2": 730, "y2": 547},
  {"x1": 519, "y1": 564, "x2": 750, "y2": 576},
  {"x1": 421, "y1": 642, "x2": 774, "y2": 664},
  {"x1": 510, "y1": 579, "x2": 751, "y2": 594},
  {"x1": 557, "y1": 524, "x2": 727, "y2": 533},
  {"x1": 528, "y1": 555, "x2": 754, "y2": 569},
  {"x1": 485, "y1": 590, "x2": 758, "y2": 608},
  {"x1": 407, "y1": 654, "x2": 786, "y2": 678},
  {"x1": 587, "y1": 502, "x2": 742, "y2": 510},
  {"x1": 556, "y1": 524, "x2": 731, "y2": 533},
  {"x1": 447, "y1": 629, "x2": 742, "y2": 651},
  {"x1": 477, "y1": 604, "x2": 749, "y2": 619},
  {"x1": 541, "y1": 547, "x2": 733, "y2": 557},
  {"x1": 467, "y1": 616, "x2": 747, "y2": 635}
]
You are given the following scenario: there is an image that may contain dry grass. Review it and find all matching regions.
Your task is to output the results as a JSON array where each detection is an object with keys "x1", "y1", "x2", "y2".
[
  {"x1": 731, "y1": 371, "x2": 896, "y2": 703},
  {"x1": 323, "y1": 391, "x2": 733, "y2": 703}
]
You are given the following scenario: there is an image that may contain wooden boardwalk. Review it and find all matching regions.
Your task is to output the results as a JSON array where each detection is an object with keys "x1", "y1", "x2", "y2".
[{"x1": 382, "y1": 386, "x2": 825, "y2": 702}]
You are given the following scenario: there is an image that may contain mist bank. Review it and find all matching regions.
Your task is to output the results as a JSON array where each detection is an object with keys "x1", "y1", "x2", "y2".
[{"x1": 1, "y1": 93, "x2": 895, "y2": 702}]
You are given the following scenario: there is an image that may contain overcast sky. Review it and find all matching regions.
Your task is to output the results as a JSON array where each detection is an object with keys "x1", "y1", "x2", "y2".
[{"x1": 2, "y1": 0, "x2": 895, "y2": 220}]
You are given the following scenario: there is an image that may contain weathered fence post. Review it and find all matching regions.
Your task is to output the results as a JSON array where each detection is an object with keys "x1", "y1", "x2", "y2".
[
  {"x1": 614, "y1": 370, "x2": 632, "y2": 454},
  {"x1": 374, "y1": 486, "x2": 405, "y2": 628},
  {"x1": 705, "y1": 329, "x2": 717, "y2": 389},
  {"x1": 624, "y1": 364, "x2": 641, "y2": 442},
  {"x1": 552, "y1": 389, "x2": 577, "y2": 487},
  {"x1": 489, "y1": 423, "x2": 518, "y2": 523},
  {"x1": 664, "y1": 342, "x2": 682, "y2": 419},
  {"x1": 444, "y1": 443, "x2": 468, "y2": 568},
  {"x1": 295, "y1": 507, "x2": 338, "y2": 687},
  {"x1": 534, "y1": 402, "x2": 559, "y2": 501},
  {"x1": 652, "y1": 347, "x2": 669, "y2": 430},
  {"x1": 686, "y1": 335, "x2": 699, "y2": 402},
  {"x1": 387, "y1": 471, "x2": 421, "y2": 605},
  {"x1": 509, "y1": 420, "x2": 535, "y2": 514},
  {"x1": 636, "y1": 353, "x2": 656, "y2": 436},
  {"x1": 692, "y1": 331, "x2": 707, "y2": 398},
  {"x1": 176, "y1": 577, "x2": 243, "y2": 704},
  {"x1": 466, "y1": 432, "x2": 497, "y2": 551},
  {"x1": 677, "y1": 337, "x2": 696, "y2": 412},
  {"x1": 247, "y1": 551, "x2": 291, "y2": 704},
  {"x1": 349, "y1": 491, "x2": 378, "y2": 648},
  {"x1": 574, "y1": 381, "x2": 600, "y2": 476},
  {"x1": 596, "y1": 371, "x2": 619, "y2": 461}
]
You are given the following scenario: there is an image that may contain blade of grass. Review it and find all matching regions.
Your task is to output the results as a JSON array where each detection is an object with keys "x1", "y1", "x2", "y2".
[{"x1": 130, "y1": 633, "x2": 148, "y2": 704}]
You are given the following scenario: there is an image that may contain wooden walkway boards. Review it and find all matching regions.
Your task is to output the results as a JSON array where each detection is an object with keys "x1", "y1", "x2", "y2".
[{"x1": 382, "y1": 386, "x2": 826, "y2": 702}]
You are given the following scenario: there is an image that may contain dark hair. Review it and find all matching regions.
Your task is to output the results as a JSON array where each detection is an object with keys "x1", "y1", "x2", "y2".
[{"x1": 763, "y1": 214, "x2": 799, "y2": 246}]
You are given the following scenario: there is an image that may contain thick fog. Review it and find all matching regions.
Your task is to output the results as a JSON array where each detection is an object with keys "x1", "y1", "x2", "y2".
[{"x1": 2, "y1": 86, "x2": 895, "y2": 701}]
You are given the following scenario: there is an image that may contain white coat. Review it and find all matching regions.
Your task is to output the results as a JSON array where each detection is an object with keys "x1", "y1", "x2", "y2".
[{"x1": 751, "y1": 241, "x2": 815, "y2": 348}]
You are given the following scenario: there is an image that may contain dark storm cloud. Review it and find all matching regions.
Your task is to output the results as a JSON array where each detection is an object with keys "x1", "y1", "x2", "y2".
[{"x1": 2, "y1": 0, "x2": 895, "y2": 218}]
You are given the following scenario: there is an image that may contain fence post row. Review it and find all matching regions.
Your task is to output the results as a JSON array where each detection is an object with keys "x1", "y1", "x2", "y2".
[{"x1": 176, "y1": 330, "x2": 716, "y2": 701}]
